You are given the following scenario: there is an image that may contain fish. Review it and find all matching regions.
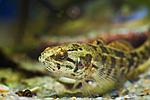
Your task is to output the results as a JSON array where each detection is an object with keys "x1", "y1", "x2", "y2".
[{"x1": 39, "y1": 36, "x2": 150, "y2": 96}]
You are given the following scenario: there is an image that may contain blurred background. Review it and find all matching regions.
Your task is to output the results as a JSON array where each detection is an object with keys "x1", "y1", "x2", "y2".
[{"x1": 0, "y1": 0, "x2": 150, "y2": 55}]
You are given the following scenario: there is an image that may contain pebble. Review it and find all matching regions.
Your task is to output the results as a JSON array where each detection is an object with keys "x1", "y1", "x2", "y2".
[{"x1": 0, "y1": 84, "x2": 9, "y2": 93}]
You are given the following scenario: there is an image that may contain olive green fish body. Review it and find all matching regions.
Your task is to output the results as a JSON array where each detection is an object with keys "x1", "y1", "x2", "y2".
[{"x1": 39, "y1": 37, "x2": 150, "y2": 96}]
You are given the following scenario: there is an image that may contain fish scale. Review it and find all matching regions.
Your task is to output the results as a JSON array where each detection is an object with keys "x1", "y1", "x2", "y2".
[{"x1": 39, "y1": 36, "x2": 150, "y2": 96}]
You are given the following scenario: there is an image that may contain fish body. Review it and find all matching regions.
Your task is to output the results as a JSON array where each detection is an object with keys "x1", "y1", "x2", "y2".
[{"x1": 39, "y1": 37, "x2": 150, "y2": 96}]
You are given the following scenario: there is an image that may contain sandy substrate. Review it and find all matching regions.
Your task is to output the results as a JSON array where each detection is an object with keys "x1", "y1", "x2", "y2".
[{"x1": 0, "y1": 66, "x2": 150, "y2": 100}]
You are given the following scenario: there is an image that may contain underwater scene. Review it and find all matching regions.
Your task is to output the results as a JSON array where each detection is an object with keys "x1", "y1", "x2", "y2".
[{"x1": 0, "y1": 0, "x2": 150, "y2": 99}]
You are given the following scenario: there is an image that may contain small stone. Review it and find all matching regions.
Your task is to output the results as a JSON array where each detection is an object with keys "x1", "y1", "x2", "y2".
[
  {"x1": 139, "y1": 88, "x2": 150, "y2": 96},
  {"x1": 15, "y1": 89, "x2": 35, "y2": 97},
  {"x1": 95, "y1": 97, "x2": 103, "y2": 100},
  {"x1": 0, "y1": 84, "x2": 9, "y2": 93},
  {"x1": 71, "y1": 96, "x2": 76, "y2": 100},
  {"x1": 121, "y1": 88, "x2": 129, "y2": 95},
  {"x1": 110, "y1": 90, "x2": 119, "y2": 99}
]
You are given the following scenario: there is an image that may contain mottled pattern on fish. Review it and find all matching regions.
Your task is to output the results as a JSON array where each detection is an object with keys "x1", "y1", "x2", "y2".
[{"x1": 39, "y1": 37, "x2": 150, "y2": 96}]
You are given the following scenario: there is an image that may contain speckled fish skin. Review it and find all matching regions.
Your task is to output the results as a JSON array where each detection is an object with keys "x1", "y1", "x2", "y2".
[{"x1": 39, "y1": 37, "x2": 150, "y2": 96}]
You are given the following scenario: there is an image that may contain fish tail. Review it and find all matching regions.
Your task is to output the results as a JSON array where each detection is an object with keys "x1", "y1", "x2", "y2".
[
  {"x1": 136, "y1": 36, "x2": 150, "y2": 61},
  {"x1": 127, "y1": 36, "x2": 150, "y2": 79}
]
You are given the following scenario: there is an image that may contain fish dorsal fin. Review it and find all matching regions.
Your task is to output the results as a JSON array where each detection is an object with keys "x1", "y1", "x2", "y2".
[
  {"x1": 92, "y1": 38, "x2": 106, "y2": 46},
  {"x1": 107, "y1": 40, "x2": 134, "y2": 51}
]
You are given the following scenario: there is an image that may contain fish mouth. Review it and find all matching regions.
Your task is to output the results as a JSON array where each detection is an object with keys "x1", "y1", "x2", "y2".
[{"x1": 58, "y1": 76, "x2": 76, "y2": 84}]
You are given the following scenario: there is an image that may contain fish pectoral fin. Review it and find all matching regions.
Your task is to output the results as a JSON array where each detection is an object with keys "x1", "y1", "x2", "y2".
[{"x1": 107, "y1": 40, "x2": 134, "y2": 51}]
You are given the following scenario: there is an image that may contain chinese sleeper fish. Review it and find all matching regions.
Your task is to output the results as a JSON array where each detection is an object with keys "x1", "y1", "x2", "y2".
[{"x1": 39, "y1": 36, "x2": 150, "y2": 96}]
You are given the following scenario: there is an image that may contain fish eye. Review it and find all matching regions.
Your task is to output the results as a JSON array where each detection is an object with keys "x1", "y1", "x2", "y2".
[{"x1": 52, "y1": 51, "x2": 68, "y2": 61}]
